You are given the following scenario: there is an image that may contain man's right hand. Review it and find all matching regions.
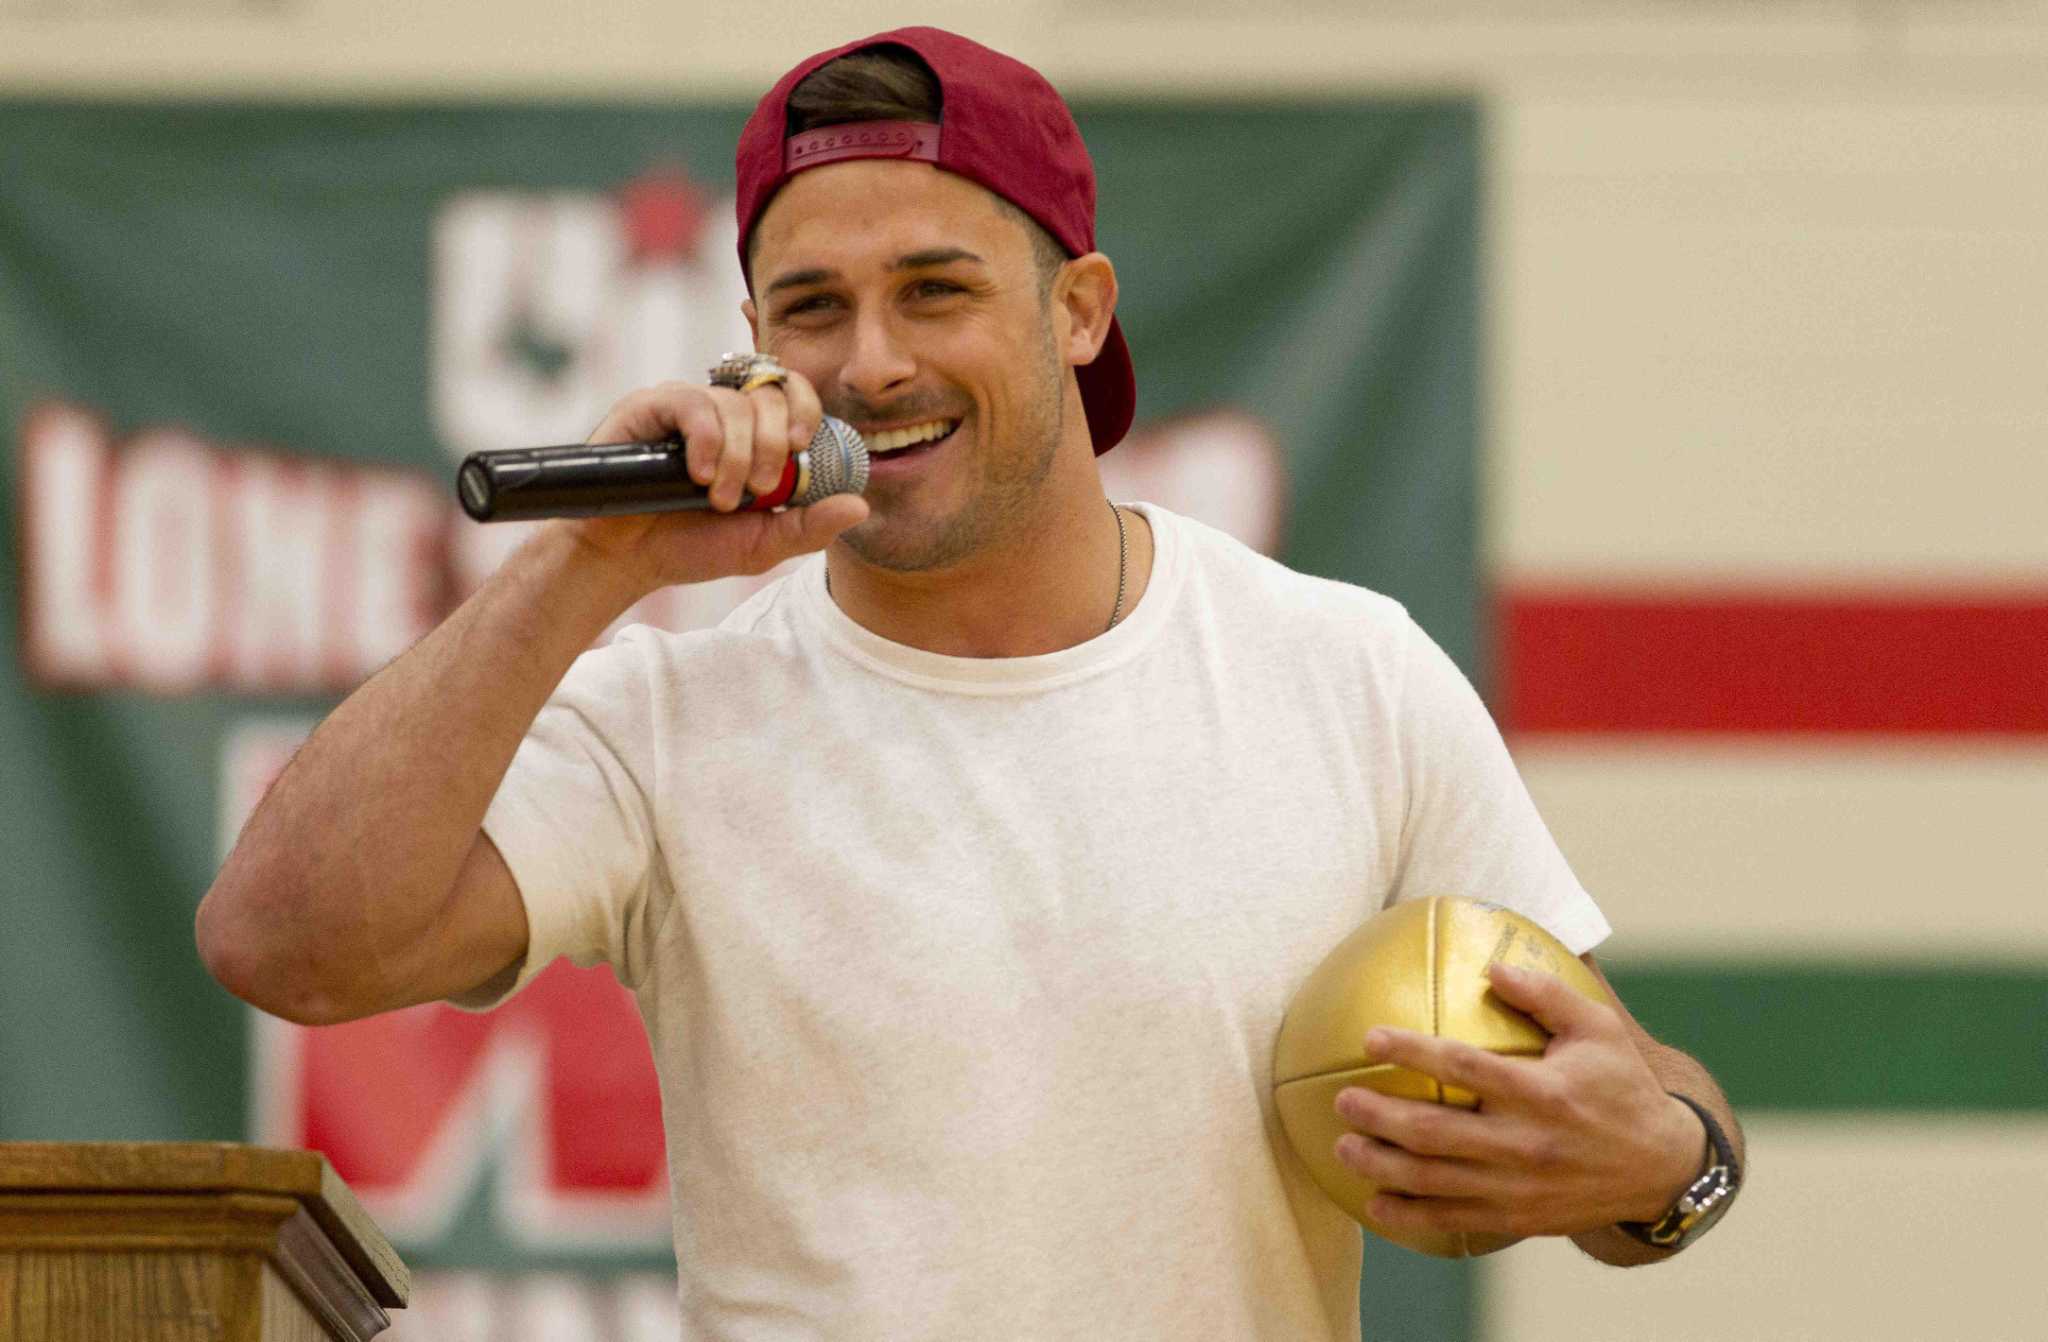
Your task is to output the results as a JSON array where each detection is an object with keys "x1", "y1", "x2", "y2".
[{"x1": 565, "y1": 372, "x2": 869, "y2": 595}]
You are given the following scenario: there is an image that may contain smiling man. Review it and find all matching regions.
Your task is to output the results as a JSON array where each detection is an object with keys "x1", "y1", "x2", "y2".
[
  {"x1": 198, "y1": 27, "x2": 1742, "y2": 1340},
  {"x1": 749, "y1": 162, "x2": 1113, "y2": 637},
  {"x1": 739, "y1": 39, "x2": 1136, "y2": 656}
]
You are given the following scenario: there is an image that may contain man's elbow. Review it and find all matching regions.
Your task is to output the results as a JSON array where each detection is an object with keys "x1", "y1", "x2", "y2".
[{"x1": 194, "y1": 882, "x2": 362, "y2": 1027}]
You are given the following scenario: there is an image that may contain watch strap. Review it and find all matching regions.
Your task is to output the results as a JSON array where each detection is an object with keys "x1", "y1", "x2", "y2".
[{"x1": 1618, "y1": 1092, "x2": 1740, "y2": 1250}]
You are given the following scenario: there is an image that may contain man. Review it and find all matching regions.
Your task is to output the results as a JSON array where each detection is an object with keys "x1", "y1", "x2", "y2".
[{"x1": 198, "y1": 27, "x2": 1743, "y2": 1339}]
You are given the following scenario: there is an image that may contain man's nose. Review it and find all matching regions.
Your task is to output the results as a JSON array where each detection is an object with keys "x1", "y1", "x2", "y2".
[{"x1": 837, "y1": 310, "x2": 918, "y2": 404}]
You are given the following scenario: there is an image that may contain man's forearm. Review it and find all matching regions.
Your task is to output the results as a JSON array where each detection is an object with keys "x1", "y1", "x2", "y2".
[
  {"x1": 1572, "y1": 1042, "x2": 1745, "y2": 1266},
  {"x1": 195, "y1": 522, "x2": 645, "y2": 1020}
]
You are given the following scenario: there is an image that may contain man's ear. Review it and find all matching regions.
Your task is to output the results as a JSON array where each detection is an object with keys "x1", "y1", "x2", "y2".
[
  {"x1": 1055, "y1": 253, "x2": 1117, "y2": 368},
  {"x1": 741, "y1": 297, "x2": 760, "y2": 345}
]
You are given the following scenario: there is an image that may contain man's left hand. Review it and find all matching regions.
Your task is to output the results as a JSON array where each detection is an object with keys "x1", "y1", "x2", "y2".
[{"x1": 1330, "y1": 961, "x2": 1703, "y2": 1241}]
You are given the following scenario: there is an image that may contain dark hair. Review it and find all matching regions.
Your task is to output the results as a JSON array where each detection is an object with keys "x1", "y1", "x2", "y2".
[
  {"x1": 779, "y1": 44, "x2": 1069, "y2": 292},
  {"x1": 785, "y1": 44, "x2": 943, "y2": 131}
]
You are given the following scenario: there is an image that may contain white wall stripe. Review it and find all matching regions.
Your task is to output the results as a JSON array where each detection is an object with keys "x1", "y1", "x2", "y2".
[
  {"x1": 1516, "y1": 741, "x2": 2048, "y2": 961},
  {"x1": 1481, "y1": 1114, "x2": 2048, "y2": 1342},
  {"x1": 1490, "y1": 93, "x2": 2048, "y2": 585}
]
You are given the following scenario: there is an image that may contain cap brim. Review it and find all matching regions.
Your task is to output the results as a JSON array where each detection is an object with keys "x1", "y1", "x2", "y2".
[{"x1": 1076, "y1": 316, "x2": 1136, "y2": 454}]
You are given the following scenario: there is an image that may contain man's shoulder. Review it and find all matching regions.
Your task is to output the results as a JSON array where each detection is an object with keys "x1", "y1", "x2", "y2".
[
  {"x1": 569, "y1": 569, "x2": 815, "y2": 685},
  {"x1": 1157, "y1": 505, "x2": 1414, "y2": 641}
]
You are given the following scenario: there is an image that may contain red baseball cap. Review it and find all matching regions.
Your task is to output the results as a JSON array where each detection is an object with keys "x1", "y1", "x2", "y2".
[{"x1": 735, "y1": 27, "x2": 1137, "y2": 454}]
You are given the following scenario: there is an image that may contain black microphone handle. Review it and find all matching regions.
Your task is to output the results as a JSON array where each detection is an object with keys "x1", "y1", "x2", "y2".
[{"x1": 458, "y1": 417, "x2": 866, "y2": 522}]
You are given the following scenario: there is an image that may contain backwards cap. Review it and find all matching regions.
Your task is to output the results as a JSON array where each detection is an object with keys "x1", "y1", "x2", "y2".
[{"x1": 735, "y1": 27, "x2": 1136, "y2": 454}]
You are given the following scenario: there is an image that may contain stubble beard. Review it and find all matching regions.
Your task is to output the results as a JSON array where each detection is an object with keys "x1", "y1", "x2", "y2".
[{"x1": 839, "y1": 314, "x2": 1067, "y2": 574}]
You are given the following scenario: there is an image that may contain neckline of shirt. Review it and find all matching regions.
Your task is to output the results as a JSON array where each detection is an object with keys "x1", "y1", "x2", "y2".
[{"x1": 800, "y1": 501, "x2": 1182, "y2": 696}]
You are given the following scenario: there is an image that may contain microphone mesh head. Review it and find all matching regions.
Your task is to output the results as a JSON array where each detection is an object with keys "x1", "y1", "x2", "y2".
[{"x1": 796, "y1": 417, "x2": 868, "y2": 504}]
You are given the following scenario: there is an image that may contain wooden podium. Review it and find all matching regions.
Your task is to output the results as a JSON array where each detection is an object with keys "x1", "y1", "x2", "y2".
[{"x1": 0, "y1": 1143, "x2": 408, "y2": 1341}]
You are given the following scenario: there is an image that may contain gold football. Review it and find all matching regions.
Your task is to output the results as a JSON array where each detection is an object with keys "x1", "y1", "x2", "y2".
[{"x1": 1272, "y1": 895, "x2": 1606, "y2": 1258}]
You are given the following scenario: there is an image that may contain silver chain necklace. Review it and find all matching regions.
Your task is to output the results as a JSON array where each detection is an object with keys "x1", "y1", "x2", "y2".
[
  {"x1": 1105, "y1": 497, "x2": 1128, "y2": 631},
  {"x1": 825, "y1": 496, "x2": 1129, "y2": 633}
]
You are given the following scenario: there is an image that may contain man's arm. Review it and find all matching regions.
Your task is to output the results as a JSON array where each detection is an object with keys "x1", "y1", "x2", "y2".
[
  {"x1": 196, "y1": 376, "x2": 863, "y2": 1024},
  {"x1": 1330, "y1": 951, "x2": 1743, "y2": 1265},
  {"x1": 196, "y1": 523, "x2": 648, "y2": 1024}
]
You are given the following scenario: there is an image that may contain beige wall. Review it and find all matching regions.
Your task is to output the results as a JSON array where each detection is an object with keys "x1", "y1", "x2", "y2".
[
  {"x1": 1492, "y1": 87, "x2": 2048, "y2": 588},
  {"x1": 1485, "y1": 1114, "x2": 2048, "y2": 1342},
  {"x1": 4, "y1": 2, "x2": 2048, "y2": 95}
]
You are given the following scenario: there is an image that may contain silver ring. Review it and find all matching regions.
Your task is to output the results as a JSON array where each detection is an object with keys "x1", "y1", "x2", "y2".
[{"x1": 708, "y1": 352, "x2": 788, "y2": 393}]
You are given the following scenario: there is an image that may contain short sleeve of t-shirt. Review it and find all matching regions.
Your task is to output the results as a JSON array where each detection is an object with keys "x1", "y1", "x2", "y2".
[
  {"x1": 1390, "y1": 616, "x2": 1611, "y2": 956},
  {"x1": 452, "y1": 626, "x2": 670, "y2": 1009}
]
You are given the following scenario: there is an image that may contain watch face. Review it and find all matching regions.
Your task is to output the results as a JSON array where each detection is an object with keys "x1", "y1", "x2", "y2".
[{"x1": 1659, "y1": 1165, "x2": 1737, "y2": 1246}]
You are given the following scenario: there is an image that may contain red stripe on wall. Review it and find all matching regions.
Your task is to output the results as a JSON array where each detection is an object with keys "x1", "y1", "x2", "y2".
[{"x1": 1498, "y1": 588, "x2": 2048, "y2": 735}]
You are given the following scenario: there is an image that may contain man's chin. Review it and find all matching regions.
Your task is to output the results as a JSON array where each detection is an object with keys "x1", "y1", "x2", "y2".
[{"x1": 836, "y1": 505, "x2": 976, "y2": 574}]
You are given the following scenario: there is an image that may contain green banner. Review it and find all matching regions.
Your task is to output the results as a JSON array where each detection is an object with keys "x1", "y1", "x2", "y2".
[{"x1": 1, "y1": 98, "x2": 1482, "y2": 1338}]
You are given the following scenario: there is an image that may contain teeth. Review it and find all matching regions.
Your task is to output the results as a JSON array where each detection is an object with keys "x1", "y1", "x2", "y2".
[{"x1": 867, "y1": 420, "x2": 958, "y2": 453}]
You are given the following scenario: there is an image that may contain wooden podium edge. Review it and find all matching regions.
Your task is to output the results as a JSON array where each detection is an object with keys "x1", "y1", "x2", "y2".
[
  {"x1": 0, "y1": 1191, "x2": 393, "y2": 1341},
  {"x1": 0, "y1": 1143, "x2": 408, "y2": 1309}
]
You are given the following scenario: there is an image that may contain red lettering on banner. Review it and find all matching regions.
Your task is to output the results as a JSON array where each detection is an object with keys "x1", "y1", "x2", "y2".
[{"x1": 295, "y1": 964, "x2": 665, "y2": 1203}]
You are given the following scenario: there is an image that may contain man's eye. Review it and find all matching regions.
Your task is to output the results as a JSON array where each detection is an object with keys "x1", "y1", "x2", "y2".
[
  {"x1": 777, "y1": 295, "x2": 835, "y2": 318},
  {"x1": 912, "y1": 280, "x2": 963, "y2": 299}
]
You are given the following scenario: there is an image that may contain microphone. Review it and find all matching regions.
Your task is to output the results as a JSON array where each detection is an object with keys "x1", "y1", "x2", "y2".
[{"x1": 456, "y1": 417, "x2": 868, "y2": 522}]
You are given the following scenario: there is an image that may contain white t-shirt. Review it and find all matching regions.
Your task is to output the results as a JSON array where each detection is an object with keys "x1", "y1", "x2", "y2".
[{"x1": 471, "y1": 502, "x2": 1609, "y2": 1341}]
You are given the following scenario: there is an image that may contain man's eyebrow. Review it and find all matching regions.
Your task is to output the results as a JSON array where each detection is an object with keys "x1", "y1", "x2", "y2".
[
  {"x1": 891, "y1": 247, "x2": 985, "y2": 271},
  {"x1": 765, "y1": 267, "x2": 836, "y2": 296},
  {"x1": 764, "y1": 249, "x2": 988, "y2": 297}
]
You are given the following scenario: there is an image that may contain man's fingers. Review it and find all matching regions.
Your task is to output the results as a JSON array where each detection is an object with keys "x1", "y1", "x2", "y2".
[
  {"x1": 1367, "y1": 1191, "x2": 1541, "y2": 1238},
  {"x1": 706, "y1": 391, "x2": 755, "y2": 510},
  {"x1": 780, "y1": 370, "x2": 824, "y2": 450},
  {"x1": 1365, "y1": 1028, "x2": 1530, "y2": 1103},
  {"x1": 801, "y1": 493, "x2": 868, "y2": 541},
  {"x1": 1334, "y1": 1133, "x2": 1491, "y2": 1200},
  {"x1": 747, "y1": 392, "x2": 791, "y2": 496},
  {"x1": 1335, "y1": 1087, "x2": 1524, "y2": 1162},
  {"x1": 589, "y1": 383, "x2": 807, "y2": 506},
  {"x1": 1485, "y1": 962, "x2": 1612, "y2": 1040},
  {"x1": 572, "y1": 378, "x2": 867, "y2": 588},
  {"x1": 744, "y1": 495, "x2": 867, "y2": 572},
  {"x1": 588, "y1": 381, "x2": 696, "y2": 449}
]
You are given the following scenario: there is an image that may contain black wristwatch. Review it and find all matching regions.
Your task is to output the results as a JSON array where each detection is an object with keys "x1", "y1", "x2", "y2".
[{"x1": 1618, "y1": 1093, "x2": 1740, "y2": 1251}]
